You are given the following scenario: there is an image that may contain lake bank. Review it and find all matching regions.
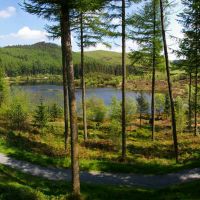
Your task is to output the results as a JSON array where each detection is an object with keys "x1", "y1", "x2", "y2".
[{"x1": 6, "y1": 73, "x2": 187, "y2": 96}]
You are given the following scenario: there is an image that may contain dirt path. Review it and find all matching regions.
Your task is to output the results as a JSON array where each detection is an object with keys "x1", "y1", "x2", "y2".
[{"x1": 0, "y1": 153, "x2": 200, "y2": 188}]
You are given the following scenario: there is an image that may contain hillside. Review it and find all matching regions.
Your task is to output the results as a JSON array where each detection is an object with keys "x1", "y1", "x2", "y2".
[
  {"x1": 0, "y1": 42, "x2": 130, "y2": 77},
  {"x1": 84, "y1": 50, "x2": 130, "y2": 65}
]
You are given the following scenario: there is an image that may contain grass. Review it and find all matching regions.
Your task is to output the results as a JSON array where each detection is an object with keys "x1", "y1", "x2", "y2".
[
  {"x1": 0, "y1": 118, "x2": 200, "y2": 175},
  {"x1": 0, "y1": 164, "x2": 200, "y2": 200},
  {"x1": 84, "y1": 50, "x2": 130, "y2": 65}
]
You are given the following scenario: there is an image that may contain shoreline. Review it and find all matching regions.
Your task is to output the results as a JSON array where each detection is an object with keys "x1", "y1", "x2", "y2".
[{"x1": 6, "y1": 74, "x2": 188, "y2": 96}]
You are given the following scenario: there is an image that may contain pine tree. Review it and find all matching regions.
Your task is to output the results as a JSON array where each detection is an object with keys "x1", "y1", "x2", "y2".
[
  {"x1": 49, "y1": 103, "x2": 63, "y2": 121},
  {"x1": 128, "y1": 0, "x2": 163, "y2": 140},
  {"x1": 22, "y1": 0, "x2": 109, "y2": 196},
  {"x1": 76, "y1": 4, "x2": 109, "y2": 142},
  {"x1": 34, "y1": 100, "x2": 48, "y2": 128},
  {"x1": 160, "y1": 0, "x2": 179, "y2": 162},
  {"x1": 22, "y1": 0, "x2": 81, "y2": 196},
  {"x1": 47, "y1": 3, "x2": 109, "y2": 142},
  {"x1": 179, "y1": 0, "x2": 200, "y2": 136},
  {"x1": 136, "y1": 92, "x2": 149, "y2": 127},
  {"x1": 103, "y1": 0, "x2": 142, "y2": 160}
]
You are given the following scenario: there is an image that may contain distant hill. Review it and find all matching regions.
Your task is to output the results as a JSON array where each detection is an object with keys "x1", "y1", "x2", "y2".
[
  {"x1": 0, "y1": 42, "x2": 131, "y2": 77},
  {"x1": 84, "y1": 50, "x2": 130, "y2": 65}
]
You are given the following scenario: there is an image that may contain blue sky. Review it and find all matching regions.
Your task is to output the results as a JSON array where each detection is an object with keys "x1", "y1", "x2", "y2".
[{"x1": 0, "y1": 0, "x2": 183, "y2": 59}]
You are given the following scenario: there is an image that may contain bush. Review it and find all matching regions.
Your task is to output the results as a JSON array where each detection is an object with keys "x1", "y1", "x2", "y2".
[
  {"x1": 155, "y1": 94, "x2": 165, "y2": 117},
  {"x1": 7, "y1": 104, "x2": 28, "y2": 130},
  {"x1": 164, "y1": 94, "x2": 170, "y2": 117},
  {"x1": 109, "y1": 97, "x2": 137, "y2": 145},
  {"x1": 110, "y1": 96, "x2": 137, "y2": 124},
  {"x1": 49, "y1": 103, "x2": 63, "y2": 122},
  {"x1": 136, "y1": 92, "x2": 149, "y2": 127},
  {"x1": 175, "y1": 96, "x2": 187, "y2": 133},
  {"x1": 0, "y1": 70, "x2": 10, "y2": 106},
  {"x1": 1, "y1": 91, "x2": 29, "y2": 130},
  {"x1": 33, "y1": 100, "x2": 49, "y2": 128},
  {"x1": 86, "y1": 96, "x2": 107, "y2": 123}
]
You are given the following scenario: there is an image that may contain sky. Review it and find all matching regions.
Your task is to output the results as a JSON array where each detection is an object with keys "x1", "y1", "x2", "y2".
[{"x1": 0, "y1": 0, "x2": 184, "y2": 60}]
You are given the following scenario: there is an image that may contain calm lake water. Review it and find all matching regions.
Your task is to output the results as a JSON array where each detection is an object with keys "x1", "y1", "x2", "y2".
[{"x1": 11, "y1": 84, "x2": 152, "y2": 106}]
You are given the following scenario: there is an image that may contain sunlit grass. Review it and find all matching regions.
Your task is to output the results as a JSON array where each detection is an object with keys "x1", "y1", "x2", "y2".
[{"x1": 0, "y1": 116, "x2": 200, "y2": 175}]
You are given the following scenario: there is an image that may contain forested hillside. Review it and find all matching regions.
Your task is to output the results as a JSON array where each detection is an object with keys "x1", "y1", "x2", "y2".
[{"x1": 0, "y1": 42, "x2": 132, "y2": 77}]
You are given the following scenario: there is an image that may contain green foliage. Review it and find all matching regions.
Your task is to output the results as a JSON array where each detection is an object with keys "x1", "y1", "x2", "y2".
[
  {"x1": 179, "y1": 0, "x2": 200, "y2": 73},
  {"x1": 0, "y1": 70, "x2": 9, "y2": 106},
  {"x1": 155, "y1": 94, "x2": 165, "y2": 116},
  {"x1": 109, "y1": 97, "x2": 137, "y2": 145},
  {"x1": 136, "y1": 92, "x2": 149, "y2": 114},
  {"x1": 48, "y1": 103, "x2": 63, "y2": 122},
  {"x1": 86, "y1": 97, "x2": 107, "y2": 122},
  {"x1": 128, "y1": 0, "x2": 164, "y2": 72},
  {"x1": 164, "y1": 94, "x2": 170, "y2": 117},
  {"x1": 33, "y1": 100, "x2": 49, "y2": 128},
  {"x1": 175, "y1": 96, "x2": 187, "y2": 134},
  {"x1": 109, "y1": 119, "x2": 121, "y2": 146},
  {"x1": 0, "y1": 91, "x2": 29, "y2": 130},
  {"x1": 7, "y1": 104, "x2": 28, "y2": 130},
  {"x1": 110, "y1": 96, "x2": 137, "y2": 123},
  {"x1": 0, "y1": 42, "x2": 134, "y2": 78}
]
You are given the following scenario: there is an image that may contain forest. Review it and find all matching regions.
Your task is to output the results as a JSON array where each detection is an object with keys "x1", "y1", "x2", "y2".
[
  {"x1": 0, "y1": 42, "x2": 133, "y2": 77},
  {"x1": 0, "y1": 0, "x2": 199, "y2": 200}
]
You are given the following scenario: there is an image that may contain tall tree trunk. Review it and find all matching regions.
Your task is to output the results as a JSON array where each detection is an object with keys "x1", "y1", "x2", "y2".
[
  {"x1": 61, "y1": 5, "x2": 80, "y2": 196},
  {"x1": 188, "y1": 71, "x2": 192, "y2": 132},
  {"x1": 151, "y1": 0, "x2": 156, "y2": 141},
  {"x1": 121, "y1": 0, "x2": 126, "y2": 161},
  {"x1": 194, "y1": 62, "x2": 198, "y2": 136},
  {"x1": 160, "y1": 0, "x2": 178, "y2": 163},
  {"x1": 60, "y1": 17, "x2": 69, "y2": 151},
  {"x1": 80, "y1": 12, "x2": 88, "y2": 141}
]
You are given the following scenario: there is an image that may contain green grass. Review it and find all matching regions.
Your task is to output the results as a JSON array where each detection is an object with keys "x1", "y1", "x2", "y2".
[
  {"x1": 84, "y1": 50, "x2": 130, "y2": 65},
  {"x1": 0, "y1": 164, "x2": 200, "y2": 200},
  {"x1": 0, "y1": 126, "x2": 200, "y2": 175}
]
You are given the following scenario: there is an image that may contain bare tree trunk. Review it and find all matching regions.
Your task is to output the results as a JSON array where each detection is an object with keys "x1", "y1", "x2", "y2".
[
  {"x1": 160, "y1": 0, "x2": 178, "y2": 163},
  {"x1": 121, "y1": 0, "x2": 126, "y2": 161},
  {"x1": 61, "y1": 5, "x2": 80, "y2": 196},
  {"x1": 60, "y1": 17, "x2": 69, "y2": 151},
  {"x1": 188, "y1": 71, "x2": 192, "y2": 132},
  {"x1": 151, "y1": 0, "x2": 156, "y2": 141},
  {"x1": 194, "y1": 63, "x2": 198, "y2": 136},
  {"x1": 80, "y1": 12, "x2": 88, "y2": 141}
]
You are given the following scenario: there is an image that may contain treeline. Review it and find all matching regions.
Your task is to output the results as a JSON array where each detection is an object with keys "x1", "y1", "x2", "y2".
[{"x1": 0, "y1": 42, "x2": 140, "y2": 77}]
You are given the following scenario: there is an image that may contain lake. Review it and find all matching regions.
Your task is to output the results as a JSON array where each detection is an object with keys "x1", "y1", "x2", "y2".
[{"x1": 11, "y1": 84, "x2": 152, "y2": 106}]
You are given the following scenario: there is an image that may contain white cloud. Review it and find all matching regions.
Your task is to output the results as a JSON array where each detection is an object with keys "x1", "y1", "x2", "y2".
[
  {"x1": 85, "y1": 43, "x2": 111, "y2": 51},
  {"x1": 85, "y1": 39, "x2": 138, "y2": 53},
  {"x1": 10, "y1": 26, "x2": 47, "y2": 40},
  {"x1": 0, "y1": 6, "x2": 16, "y2": 19},
  {"x1": 0, "y1": 27, "x2": 51, "y2": 46}
]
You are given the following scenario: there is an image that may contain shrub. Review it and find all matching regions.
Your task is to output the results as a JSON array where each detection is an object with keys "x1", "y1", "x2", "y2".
[
  {"x1": 1, "y1": 91, "x2": 29, "y2": 130},
  {"x1": 33, "y1": 100, "x2": 49, "y2": 128},
  {"x1": 175, "y1": 96, "x2": 187, "y2": 133},
  {"x1": 136, "y1": 92, "x2": 149, "y2": 127},
  {"x1": 49, "y1": 103, "x2": 63, "y2": 122},
  {"x1": 86, "y1": 96, "x2": 107, "y2": 123},
  {"x1": 7, "y1": 104, "x2": 28, "y2": 130},
  {"x1": 164, "y1": 94, "x2": 170, "y2": 117},
  {"x1": 110, "y1": 96, "x2": 137, "y2": 124},
  {"x1": 109, "y1": 97, "x2": 137, "y2": 145},
  {"x1": 0, "y1": 70, "x2": 10, "y2": 106},
  {"x1": 155, "y1": 93, "x2": 165, "y2": 117}
]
